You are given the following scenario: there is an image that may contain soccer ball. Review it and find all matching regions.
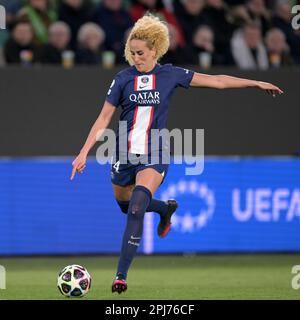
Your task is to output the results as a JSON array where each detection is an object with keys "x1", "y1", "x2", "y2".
[{"x1": 57, "y1": 264, "x2": 91, "y2": 297}]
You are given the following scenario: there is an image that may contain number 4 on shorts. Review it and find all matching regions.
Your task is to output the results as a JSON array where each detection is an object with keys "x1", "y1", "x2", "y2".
[{"x1": 113, "y1": 160, "x2": 120, "y2": 173}]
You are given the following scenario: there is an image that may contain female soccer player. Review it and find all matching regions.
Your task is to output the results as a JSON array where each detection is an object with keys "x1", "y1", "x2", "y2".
[{"x1": 70, "y1": 14, "x2": 283, "y2": 294}]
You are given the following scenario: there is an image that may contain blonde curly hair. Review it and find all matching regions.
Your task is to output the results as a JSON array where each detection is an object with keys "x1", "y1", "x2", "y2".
[{"x1": 124, "y1": 13, "x2": 170, "y2": 65}]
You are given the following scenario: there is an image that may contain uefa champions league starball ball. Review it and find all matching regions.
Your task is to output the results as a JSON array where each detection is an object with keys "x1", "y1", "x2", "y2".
[{"x1": 57, "y1": 264, "x2": 91, "y2": 297}]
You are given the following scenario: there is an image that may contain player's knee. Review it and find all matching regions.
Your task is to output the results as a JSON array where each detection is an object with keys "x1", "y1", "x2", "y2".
[
  {"x1": 116, "y1": 200, "x2": 129, "y2": 214},
  {"x1": 128, "y1": 185, "x2": 152, "y2": 217},
  {"x1": 130, "y1": 203, "x2": 142, "y2": 216}
]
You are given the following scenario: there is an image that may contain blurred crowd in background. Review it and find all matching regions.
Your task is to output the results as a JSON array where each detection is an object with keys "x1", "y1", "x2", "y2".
[{"x1": 0, "y1": 0, "x2": 299, "y2": 69}]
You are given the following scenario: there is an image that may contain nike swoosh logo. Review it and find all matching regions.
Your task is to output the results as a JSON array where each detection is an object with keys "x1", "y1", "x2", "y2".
[{"x1": 139, "y1": 85, "x2": 149, "y2": 89}]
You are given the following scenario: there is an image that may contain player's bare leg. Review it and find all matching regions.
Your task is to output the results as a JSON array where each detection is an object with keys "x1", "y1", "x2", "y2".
[
  {"x1": 135, "y1": 168, "x2": 163, "y2": 194},
  {"x1": 113, "y1": 183, "x2": 134, "y2": 201}
]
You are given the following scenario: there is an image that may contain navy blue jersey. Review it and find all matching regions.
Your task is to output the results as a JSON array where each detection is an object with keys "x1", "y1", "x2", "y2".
[{"x1": 106, "y1": 63, "x2": 194, "y2": 155}]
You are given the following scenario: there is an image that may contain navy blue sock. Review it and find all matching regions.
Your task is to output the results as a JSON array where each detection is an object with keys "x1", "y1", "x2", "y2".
[
  {"x1": 117, "y1": 185, "x2": 152, "y2": 279},
  {"x1": 117, "y1": 198, "x2": 168, "y2": 216},
  {"x1": 147, "y1": 199, "x2": 169, "y2": 216}
]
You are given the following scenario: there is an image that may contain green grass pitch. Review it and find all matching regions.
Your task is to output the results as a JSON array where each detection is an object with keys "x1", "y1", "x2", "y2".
[{"x1": 0, "y1": 254, "x2": 300, "y2": 300}]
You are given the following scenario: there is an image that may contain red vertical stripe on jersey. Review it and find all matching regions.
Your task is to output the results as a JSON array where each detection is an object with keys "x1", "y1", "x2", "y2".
[
  {"x1": 128, "y1": 106, "x2": 139, "y2": 152},
  {"x1": 144, "y1": 106, "x2": 154, "y2": 154},
  {"x1": 134, "y1": 76, "x2": 138, "y2": 91},
  {"x1": 152, "y1": 74, "x2": 156, "y2": 89}
]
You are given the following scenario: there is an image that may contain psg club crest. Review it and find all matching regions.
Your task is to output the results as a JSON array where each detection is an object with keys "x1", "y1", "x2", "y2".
[{"x1": 141, "y1": 77, "x2": 149, "y2": 84}]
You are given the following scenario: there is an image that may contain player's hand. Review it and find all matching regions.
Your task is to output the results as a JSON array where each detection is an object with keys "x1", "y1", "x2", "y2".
[
  {"x1": 70, "y1": 153, "x2": 87, "y2": 180},
  {"x1": 256, "y1": 81, "x2": 284, "y2": 97}
]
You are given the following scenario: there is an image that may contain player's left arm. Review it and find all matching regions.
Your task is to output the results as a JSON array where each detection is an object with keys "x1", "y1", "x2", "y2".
[{"x1": 190, "y1": 72, "x2": 284, "y2": 97}]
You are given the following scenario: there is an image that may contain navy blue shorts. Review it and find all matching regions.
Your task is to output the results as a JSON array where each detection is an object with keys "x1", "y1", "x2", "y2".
[{"x1": 110, "y1": 152, "x2": 169, "y2": 187}]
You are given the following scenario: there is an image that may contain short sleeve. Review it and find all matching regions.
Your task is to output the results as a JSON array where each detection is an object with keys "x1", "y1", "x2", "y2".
[
  {"x1": 105, "y1": 74, "x2": 123, "y2": 107},
  {"x1": 172, "y1": 66, "x2": 194, "y2": 89}
]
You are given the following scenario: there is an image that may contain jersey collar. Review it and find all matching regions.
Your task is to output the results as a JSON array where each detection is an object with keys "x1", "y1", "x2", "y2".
[{"x1": 133, "y1": 63, "x2": 160, "y2": 75}]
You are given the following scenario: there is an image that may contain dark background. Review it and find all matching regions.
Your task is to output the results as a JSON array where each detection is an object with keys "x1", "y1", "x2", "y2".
[{"x1": 0, "y1": 66, "x2": 298, "y2": 156}]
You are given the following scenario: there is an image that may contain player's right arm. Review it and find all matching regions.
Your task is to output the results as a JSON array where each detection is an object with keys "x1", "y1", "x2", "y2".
[{"x1": 70, "y1": 101, "x2": 116, "y2": 180}]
